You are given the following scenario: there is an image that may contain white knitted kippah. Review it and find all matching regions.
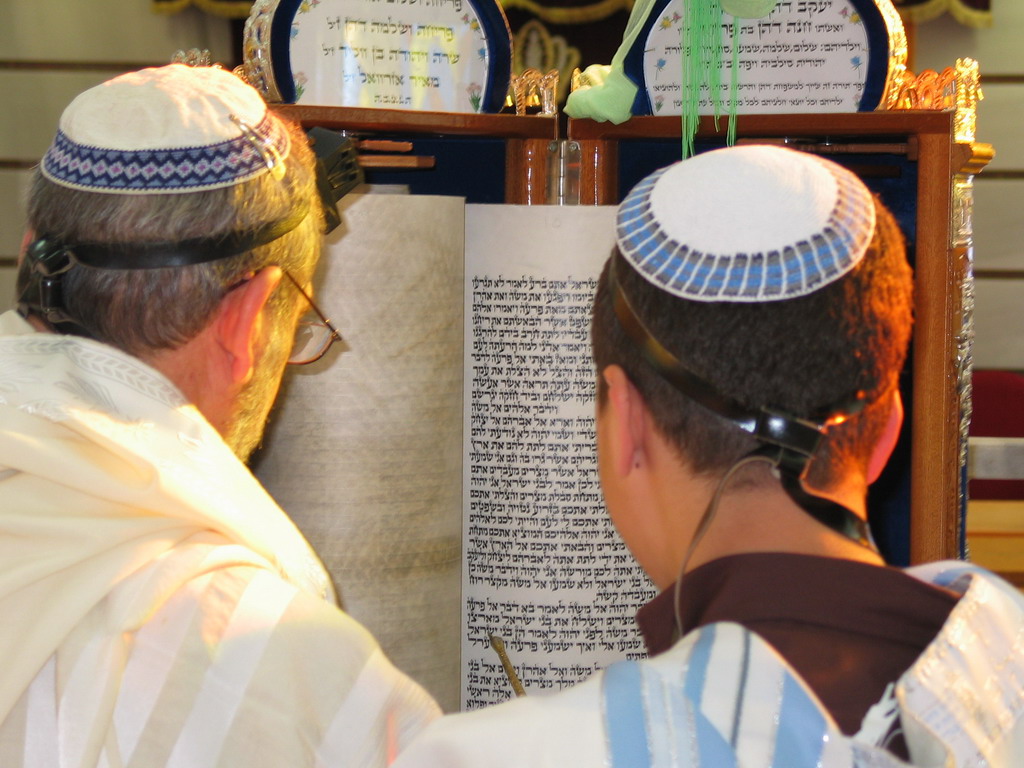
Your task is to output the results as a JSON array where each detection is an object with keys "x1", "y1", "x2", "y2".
[
  {"x1": 41, "y1": 64, "x2": 290, "y2": 194},
  {"x1": 615, "y1": 145, "x2": 876, "y2": 302}
]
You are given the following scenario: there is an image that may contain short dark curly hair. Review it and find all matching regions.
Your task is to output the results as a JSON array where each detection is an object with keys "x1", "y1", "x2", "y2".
[{"x1": 591, "y1": 194, "x2": 913, "y2": 491}]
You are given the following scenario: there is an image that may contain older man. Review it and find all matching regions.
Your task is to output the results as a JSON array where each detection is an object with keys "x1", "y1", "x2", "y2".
[
  {"x1": 394, "y1": 146, "x2": 1024, "y2": 766},
  {"x1": 0, "y1": 65, "x2": 438, "y2": 767}
]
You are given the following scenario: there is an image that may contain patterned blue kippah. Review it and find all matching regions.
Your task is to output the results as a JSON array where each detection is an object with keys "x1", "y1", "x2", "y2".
[
  {"x1": 40, "y1": 64, "x2": 290, "y2": 195},
  {"x1": 42, "y1": 114, "x2": 289, "y2": 193},
  {"x1": 616, "y1": 145, "x2": 876, "y2": 302}
]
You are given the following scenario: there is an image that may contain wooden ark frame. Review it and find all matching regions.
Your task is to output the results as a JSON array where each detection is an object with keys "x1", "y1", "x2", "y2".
[
  {"x1": 279, "y1": 105, "x2": 986, "y2": 564},
  {"x1": 569, "y1": 110, "x2": 990, "y2": 564},
  {"x1": 275, "y1": 105, "x2": 557, "y2": 204}
]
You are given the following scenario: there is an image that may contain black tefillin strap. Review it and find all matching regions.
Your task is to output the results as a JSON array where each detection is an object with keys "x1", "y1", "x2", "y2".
[
  {"x1": 67, "y1": 203, "x2": 310, "y2": 270},
  {"x1": 17, "y1": 238, "x2": 93, "y2": 337},
  {"x1": 17, "y1": 206, "x2": 308, "y2": 338},
  {"x1": 307, "y1": 126, "x2": 363, "y2": 235},
  {"x1": 608, "y1": 258, "x2": 875, "y2": 550},
  {"x1": 18, "y1": 128, "x2": 363, "y2": 338}
]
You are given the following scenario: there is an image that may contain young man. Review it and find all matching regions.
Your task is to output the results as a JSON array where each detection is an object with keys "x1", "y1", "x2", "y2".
[
  {"x1": 0, "y1": 64, "x2": 438, "y2": 767},
  {"x1": 394, "y1": 145, "x2": 1024, "y2": 766}
]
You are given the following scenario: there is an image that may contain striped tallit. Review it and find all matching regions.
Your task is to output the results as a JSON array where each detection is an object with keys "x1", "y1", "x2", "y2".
[
  {"x1": 392, "y1": 563, "x2": 1024, "y2": 767},
  {"x1": 0, "y1": 310, "x2": 439, "y2": 766}
]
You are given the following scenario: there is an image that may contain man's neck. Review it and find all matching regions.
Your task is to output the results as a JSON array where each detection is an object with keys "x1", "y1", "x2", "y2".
[
  {"x1": 682, "y1": 476, "x2": 884, "y2": 574},
  {"x1": 23, "y1": 311, "x2": 55, "y2": 334}
]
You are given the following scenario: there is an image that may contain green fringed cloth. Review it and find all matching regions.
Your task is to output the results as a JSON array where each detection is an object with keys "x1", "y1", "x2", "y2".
[
  {"x1": 566, "y1": 0, "x2": 777, "y2": 156},
  {"x1": 893, "y1": 0, "x2": 992, "y2": 28},
  {"x1": 152, "y1": 0, "x2": 255, "y2": 19}
]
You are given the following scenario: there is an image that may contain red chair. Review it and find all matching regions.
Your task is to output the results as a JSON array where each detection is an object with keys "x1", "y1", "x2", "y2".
[{"x1": 968, "y1": 370, "x2": 1024, "y2": 500}]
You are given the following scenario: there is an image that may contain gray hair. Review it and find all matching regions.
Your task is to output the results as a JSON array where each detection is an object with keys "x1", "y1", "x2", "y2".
[{"x1": 23, "y1": 114, "x2": 322, "y2": 357}]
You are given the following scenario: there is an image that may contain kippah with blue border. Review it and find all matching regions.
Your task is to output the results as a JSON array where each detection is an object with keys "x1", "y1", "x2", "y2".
[
  {"x1": 40, "y1": 64, "x2": 290, "y2": 195},
  {"x1": 42, "y1": 114, "x2": 289, "y2": 193},
  {"x1": 615, "y1": 145, "x2": 876, "y2": 303}
]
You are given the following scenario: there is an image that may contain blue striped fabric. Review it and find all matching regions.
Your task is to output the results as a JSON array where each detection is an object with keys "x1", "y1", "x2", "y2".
[
  {"x1": 603, "y1": 625, "x2": 741, "y2": 768},
  {"x1": 683, "y1": 624, "x2": 716, "y2": 702},
  {"x1": 602, "y1": 624, "x2": 833, "y2": 767},
  {"x1": 603, "y1": 661, "x2": 652, "y2": 768},
  {"x1": 771, "y1": 674, "x2": 829, "y2": 768}
]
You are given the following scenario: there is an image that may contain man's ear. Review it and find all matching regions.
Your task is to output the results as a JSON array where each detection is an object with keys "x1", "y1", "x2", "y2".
[
  {"x1": 18, "y1": 230, "x2": 34, "y2": 265},
  {"x1": 214, "y1": 267, "x2": 283, "y2": 385},
  {"x1": 867, "y1": 389, "x2": 904, "y2": 484},
  {"x1": 601, "y1": 364, "x2": 651, "y2": 476}
]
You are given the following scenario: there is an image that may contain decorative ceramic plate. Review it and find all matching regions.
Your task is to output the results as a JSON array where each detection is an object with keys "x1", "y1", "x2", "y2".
[
  {"x1": 623, "y1": 0, "x2": 906, "y2": 115},
  {"x1": 243, "y1": 0, "x2": 513, "y2": 112}
]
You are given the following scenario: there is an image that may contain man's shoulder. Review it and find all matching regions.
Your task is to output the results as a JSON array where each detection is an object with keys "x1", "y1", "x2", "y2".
[
  {"x1": 396, "y1": 565, "x2": 1024, "y2": 767},
  {"x1": 393, "y1": 624, "x2": 781, "y2": 767},
  {"x1": 0, "y1": 310, "x2": 33, "y2": 337},
  {"x1": 119, "y1": 562, "x2": 439, "y2": 765},
  {"x1": 621, "y1": 622, "x2": 856, "y2": 764},
  {"x1": 393, "y1": 663, "x2": 609, "y2": 767},
  {"x1": 896, "y1": 560, "x2": 1024, "y2": 766},
  {"x1": 905, "y1": 559, "x2": 1024, "y2": 602},
  {"x1": 144, "y1": 562, "x2": 376, "y2": 660}
]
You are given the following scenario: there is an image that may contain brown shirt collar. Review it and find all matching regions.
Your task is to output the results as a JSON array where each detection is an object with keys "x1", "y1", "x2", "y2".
[{"x1": 635, "y1": 552, "x2": 958, "y2": 736}]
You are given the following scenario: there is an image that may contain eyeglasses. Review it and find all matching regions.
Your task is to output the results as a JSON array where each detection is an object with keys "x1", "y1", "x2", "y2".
[{"x1": 282, "y1": 269, "x2": 342, "y2": 365}]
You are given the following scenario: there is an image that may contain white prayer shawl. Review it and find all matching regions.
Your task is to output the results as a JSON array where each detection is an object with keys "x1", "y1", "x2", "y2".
[
  {"x1": 0, "y1": 310, "x2": 439, "y2": 767},
  {"x1": 394, "y1": 561, "x2": 1024, "y2": 768}
]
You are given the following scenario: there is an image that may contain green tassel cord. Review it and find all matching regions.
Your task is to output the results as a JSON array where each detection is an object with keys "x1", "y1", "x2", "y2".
[
  {"x1": 681, "y1": 0, "x2": 725, "y2": 157},
  {"x1": 682, "y1": 0, "x2": 775, "y2": 156},
  {"x1": 566, "y1": 0, "x2": 777, "y2": 157},
  {"x1": 728, "y1": 17, "x2": 740, "y2": 147}
]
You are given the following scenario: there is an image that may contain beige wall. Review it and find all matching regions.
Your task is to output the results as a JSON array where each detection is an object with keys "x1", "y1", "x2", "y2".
[
  {"x1": 1, "y1": 4, "x2": 1021, "y2": 369},
  {"x1": 0, "y1": 0, "x2": 233, "y2": 310},
  {"x1": 913, "y1": 8, "x2": 1024, "y2": 371}
]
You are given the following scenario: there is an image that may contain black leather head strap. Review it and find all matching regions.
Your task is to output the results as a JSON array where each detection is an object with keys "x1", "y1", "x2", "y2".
[
  {"x1": 16, "y1": 201, "x2": 308, "y2": 338},
  {"x1": 66, "y1": 202, "x2": 310, "y2": 270},
  {"x1": 18, "y1": 125, "x2": 362, "y2": 337}
]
